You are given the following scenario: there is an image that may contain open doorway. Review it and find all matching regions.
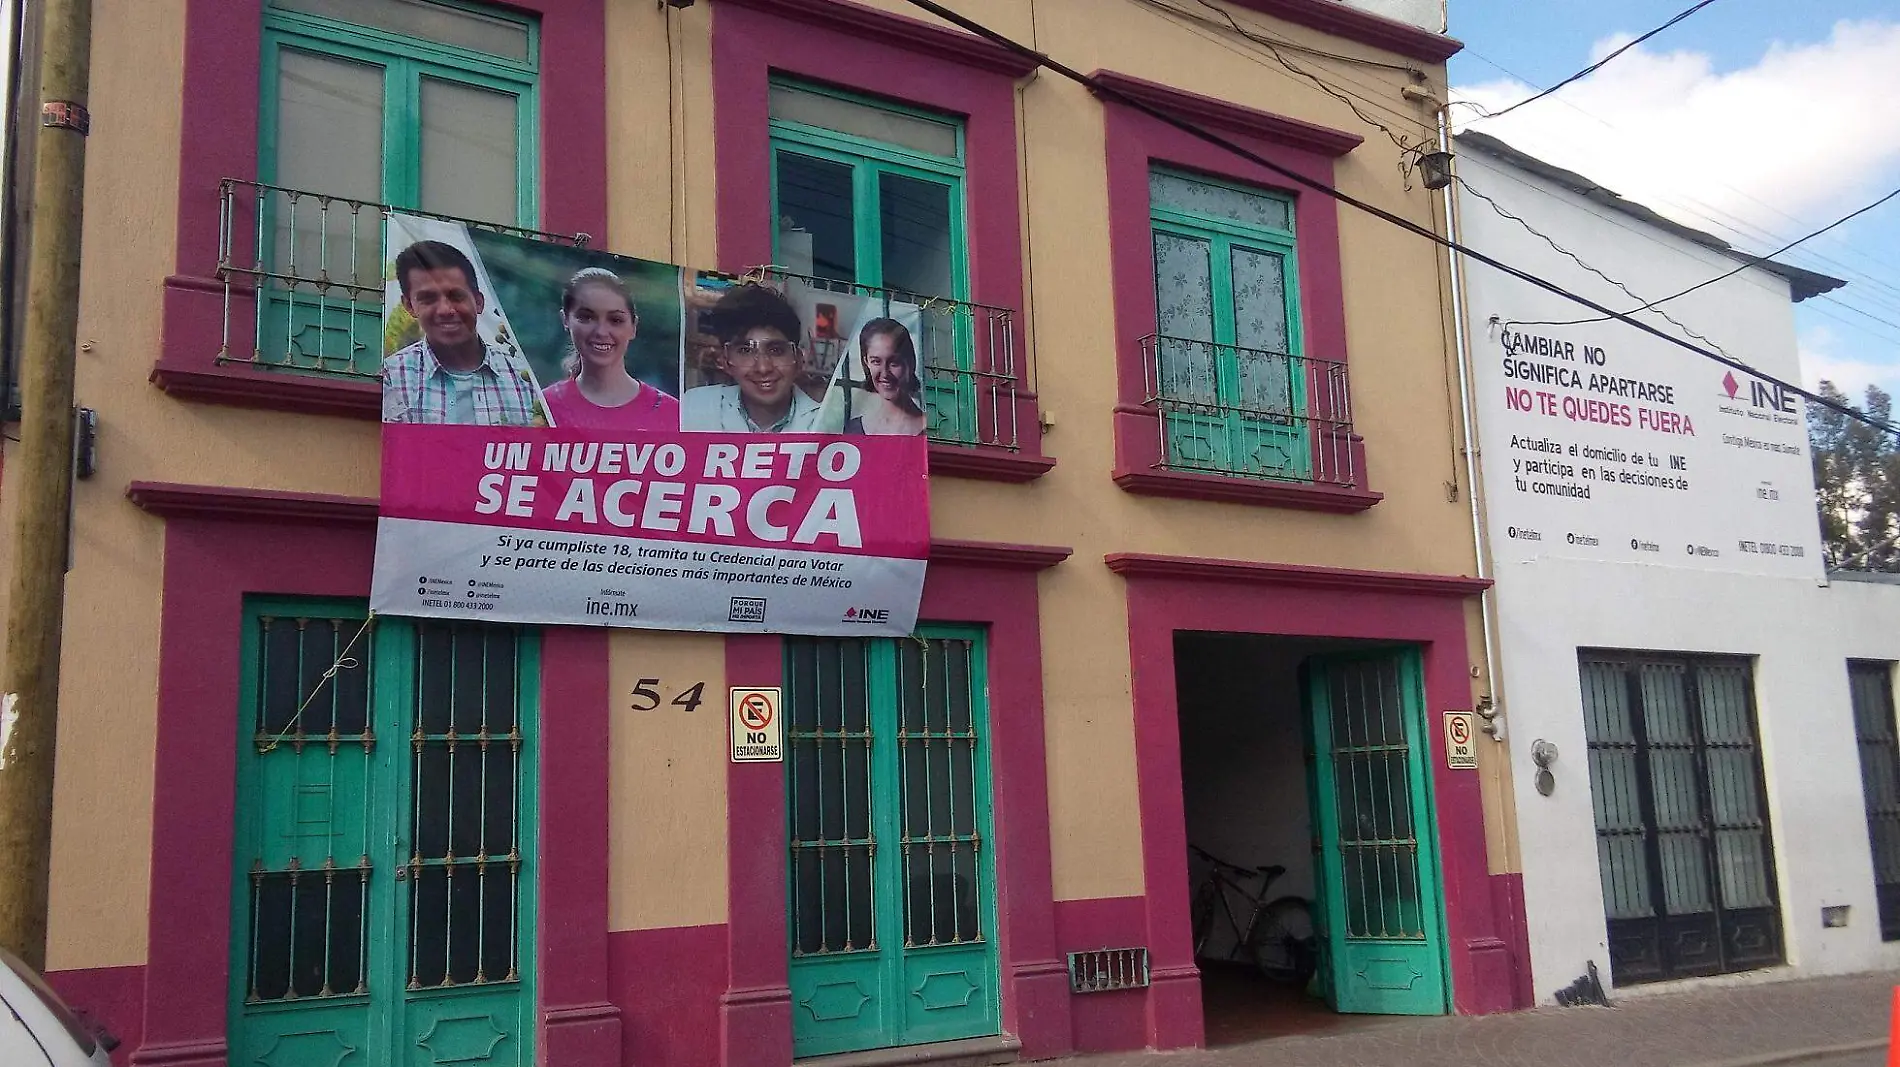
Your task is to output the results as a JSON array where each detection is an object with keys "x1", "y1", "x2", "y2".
[{"x1": 1176, "y1": 632, "x2": 1451, "y2": 1046}]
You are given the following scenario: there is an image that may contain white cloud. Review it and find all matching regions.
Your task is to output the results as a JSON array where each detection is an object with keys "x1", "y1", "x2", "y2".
[
  {"x1": 1453, "y1": 19, "x2": 1900, "y2": 239},
  {"x1": 1800, "y1": 324, "x2": 1898, "y2": 400}
]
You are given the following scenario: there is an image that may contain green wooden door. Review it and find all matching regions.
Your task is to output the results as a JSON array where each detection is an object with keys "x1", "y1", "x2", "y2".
[
  {"x1": 785, "y1": 630, "x2": 1001, "y2": 1058},
  {"x1": 230, "y1": 603, "x2": 537, "y2": 1066},
  {"x1": 1304, "y1": 649, "x2": 1450, "y2": 1015}
]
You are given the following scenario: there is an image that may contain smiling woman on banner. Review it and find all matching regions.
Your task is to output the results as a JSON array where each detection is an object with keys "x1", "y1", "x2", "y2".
[
  {"x1": 845, "y1": 318, "x2": 926, "y2": 437},
  {"x1": 539, "y1": 267, "x2": 681, "y2": 431}
]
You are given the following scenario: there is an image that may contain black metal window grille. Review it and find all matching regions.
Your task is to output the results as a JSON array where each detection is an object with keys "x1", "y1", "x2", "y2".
[
  {"x1": 1581, "y1": 652, "x2": 1782, "y2": 985},
  {"x1": 786, "y1": 636, "x2": 988, "y2": 958},
  {"x1": 1850, "y1": 660, "x2": 1900, "y2": 941},
  {"x1": 406, "y1": 621, "x2": 525, "y2": 989},
  {"x1": 787, "y1": 638, "x2": 877, "y2": 956}
]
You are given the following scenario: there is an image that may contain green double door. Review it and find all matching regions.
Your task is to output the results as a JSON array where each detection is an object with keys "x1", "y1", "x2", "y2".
[
  {"x1": 785, "y1": 630, "x2": 1001, "y2": 1058},
  {"x1": 229, "y1": 603, "x2": 538, "y2": 1067},
  {"x1": 1304, "y1": 649, "x2": 1450, "y2": 1016}
]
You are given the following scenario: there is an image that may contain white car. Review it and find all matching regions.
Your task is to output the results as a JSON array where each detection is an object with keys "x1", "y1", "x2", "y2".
[{"x1": 0, "y1": 948, "x2": 114, "y2": 1066}]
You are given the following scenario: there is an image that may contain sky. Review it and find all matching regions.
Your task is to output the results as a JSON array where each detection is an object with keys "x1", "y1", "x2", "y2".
[{"x1": 1446, "y1": 0, "x2": 1900, "y2": 409}]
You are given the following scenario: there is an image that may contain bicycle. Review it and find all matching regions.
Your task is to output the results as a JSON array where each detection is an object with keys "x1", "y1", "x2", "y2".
[{"x1": 1188, "y1": 844, "x2": 1319, "y2": 986}]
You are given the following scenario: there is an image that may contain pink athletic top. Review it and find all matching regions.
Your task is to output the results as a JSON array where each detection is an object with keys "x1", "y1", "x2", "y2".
[{"x1": 542, "y1": 378, "x2": 680, "y2": 432}]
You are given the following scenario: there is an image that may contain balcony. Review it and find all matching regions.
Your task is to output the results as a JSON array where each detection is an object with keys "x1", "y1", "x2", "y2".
[
  {"x1": 215, "y1": 179, "x2": 589, "y2": 380},
  {"x1": 750, "y1": 269, "x2": 1029, "y2": 456},
  {"x1": 148, "y1": 179, "x2": 589, "y2": 414},
  {"x1": 1116, "y1": 334, "x2": 1378, "y2": 512}
]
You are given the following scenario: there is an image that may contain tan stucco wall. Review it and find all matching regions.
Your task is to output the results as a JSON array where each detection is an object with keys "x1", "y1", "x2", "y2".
[
  {"x1": 16, "y1": 0, "x2": 1507, "y2": 968},
  {"x1": 608, "y1": 628, "x2": 729, "y2": 931}
]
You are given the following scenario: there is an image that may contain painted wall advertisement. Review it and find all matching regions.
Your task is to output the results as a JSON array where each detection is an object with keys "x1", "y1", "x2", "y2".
[
  {"x1": 370, "y1": 214, "x2": 932, "y2": 635},
  {"x1": 1474, "y1": 320, "x2": 1824, "y2": 579}
]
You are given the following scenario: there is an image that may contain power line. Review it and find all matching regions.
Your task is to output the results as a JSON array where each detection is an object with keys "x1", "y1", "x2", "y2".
[
  {"x1": 1124, "y1": 0, "x2": 1431, "y2": 154},
  {"x1": 1448, "y1": 135, "x2": 1900, "y2": 318},
  {"x1": 895, "y1": 0, "x2": 1900, "y2": 438},
  {"x1": 1454, "y1": 174, "x2": 1729, "y2": 354},
  {"x1": 1462, "y1": 0, "x2": 1725, "y2": 123},
  {"x1": 1509, "y1": 183, "x2": 1900, "y2": 329},
  {"x1": 1455, "y1": 46, "x2": 1900, "y2": 290},
  {"x1": 1163, "y1": 0, "x2": 1425, "y2": 74}
]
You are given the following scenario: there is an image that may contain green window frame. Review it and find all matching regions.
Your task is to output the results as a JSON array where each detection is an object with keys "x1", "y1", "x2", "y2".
[
  {"x1": 1149, "y1": 166, "x2": 1311, "y2": 481},
  {"x1": 768, "y1": 81, "x2": 979, "y2": 443},
  {"x1": 254, "y1": 0, "x2": 540, "y2": 377}
]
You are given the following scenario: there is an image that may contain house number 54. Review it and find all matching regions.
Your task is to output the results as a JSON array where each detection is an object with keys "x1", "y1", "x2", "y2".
[{"x1": 630, "y1": 679, "x2": 707, "y2": 713}]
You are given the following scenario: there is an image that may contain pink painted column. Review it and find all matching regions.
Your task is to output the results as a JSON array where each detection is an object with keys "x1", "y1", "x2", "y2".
[
  {"x1": 538, "y1": 625, "x2": 623, "y2": 1065},
  {"x1": 721, "y1": 634, "x2": 794, "y2": 1067}
]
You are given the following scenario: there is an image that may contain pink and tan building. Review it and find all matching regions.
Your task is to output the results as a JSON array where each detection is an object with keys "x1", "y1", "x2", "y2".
[{"x1": 0, "y1": 0, "x2": 1531, "y2": 1063}]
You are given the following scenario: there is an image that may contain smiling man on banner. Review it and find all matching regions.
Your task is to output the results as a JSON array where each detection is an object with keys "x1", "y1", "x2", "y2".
[{"x1": 382, "y1": 239, "x2": 546, "y2": 427}]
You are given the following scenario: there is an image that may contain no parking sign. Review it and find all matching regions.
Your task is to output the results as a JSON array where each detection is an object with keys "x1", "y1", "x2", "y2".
[
  {"x1": 730, "y1": 688, "x2": 783, "y2": 763},
  {"x1": 1443, "y1": 711, "x2": 1478, "y2": 770}
]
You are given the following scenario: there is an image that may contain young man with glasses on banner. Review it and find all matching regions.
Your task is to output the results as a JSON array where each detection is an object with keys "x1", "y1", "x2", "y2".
[{"x1": 681, "y1": 284, "x2": 829, "y2": 433}]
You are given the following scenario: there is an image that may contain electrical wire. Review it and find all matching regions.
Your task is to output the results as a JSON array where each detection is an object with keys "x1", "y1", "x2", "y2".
[
  {"x1": 1461, "y1": 0, "x2": 1724, "y2": 123},
  {"x1": 1511, "y1": 183, "x2": 1900, "y2": 330},
  {"x1": 1453, "y1": 174, "x2": 1728, "y2": 353},
  {"x1": 1456, "y1": 45, "x2": 1900, "y2": 295},
  {"x1": 1171, "y1": 0, "x2": 1426, "y2": 74},
  {"x1": 1125, "y1": 0, "x2": 1431, "y2": 154},
  {"x1": 895, "y1": 0, "x2": 1900, "y2": 438},
  {"x1": 1445, "y1": 128, "x2": 1900, "y2": 323}
]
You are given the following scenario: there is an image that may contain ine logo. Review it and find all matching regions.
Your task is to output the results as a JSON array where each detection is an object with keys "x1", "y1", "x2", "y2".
[
  {"x1": 843, "y1": 607, "x2": 891, "y2": 624},
  {"x1": 728, "y1": 597, "x2": 767, "y2": 624},
  {"x1": 1722, "y1": 370, "x2": 1797, "y2": 413}
]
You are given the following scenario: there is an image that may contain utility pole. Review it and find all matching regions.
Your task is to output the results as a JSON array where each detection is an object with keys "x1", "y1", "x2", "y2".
[{"x1": 0, "y1": 0, "x2": 91, "y2": 971}]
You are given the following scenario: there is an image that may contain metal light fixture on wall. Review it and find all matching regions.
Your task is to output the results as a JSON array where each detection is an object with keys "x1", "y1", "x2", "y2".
[
  {"x1": 1531, "y1": 739, "x2": 1559, "y2": 796},
  {"x1": 1417, "y1": 150, "x2": 1455, "y2": 191}
]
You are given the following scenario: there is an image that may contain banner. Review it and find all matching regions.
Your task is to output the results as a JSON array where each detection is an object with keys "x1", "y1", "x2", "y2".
[{"x1": 372, "y1": 214, "x2": 931, "y2": 634}]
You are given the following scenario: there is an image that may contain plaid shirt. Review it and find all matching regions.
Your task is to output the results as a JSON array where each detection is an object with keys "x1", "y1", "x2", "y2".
[{"x1": 381, "y1": 339, "x2": 545, "y2": 426}]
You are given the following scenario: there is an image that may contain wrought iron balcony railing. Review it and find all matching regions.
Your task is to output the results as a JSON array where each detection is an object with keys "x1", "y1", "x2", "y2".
[
  {"x1": 215, "y1": 178, "x2": 588, "y2": 380},
  {"x1": 1139, "y1": 333, "x2": 1359, "y2": 488},
  {"x1": 751, "y1": 269, "x2": 1024, "y2": 452}
]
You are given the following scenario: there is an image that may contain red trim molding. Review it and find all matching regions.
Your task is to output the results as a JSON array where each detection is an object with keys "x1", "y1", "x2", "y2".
[
  {"x1": 150, "y1": 361, "x2": 380, "y2": 419},
  {"x1": 127, "y1": 481, "x2": 378, "y2": 525},
  {"x1": 1113, "y1": 467, "x2": 1381, "y2": 512},
  {"x1": 1089, "y1": 71, "x2": 1364, "y2": 156},
  {"x1": 1106, "y1": 551, "x2": 1490, "y2": 596},
  {"x1": 711, "y1": 0, "x2": 1041, "y2": 76},
  {"x1": 162, "y1": 0, "x2": 608, "y2": 416},
  {"x1": 930, "y1": 539, "x2": 1072, "y2": 570},
  {"x1": 124, "y1": 486, "x2": 1076, "y2": 578},
  {"x1": 1226, "y1": 0, "x2": 1461, "y2": 62},
  {"x1": 929, "y1": 443, "x2": 1057, "y2": 482}
]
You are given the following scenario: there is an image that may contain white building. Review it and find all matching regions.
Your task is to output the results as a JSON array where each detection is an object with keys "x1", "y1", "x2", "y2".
[{"x1": 1453, "y1": 132, "x2": 1900, "y2": 1001}]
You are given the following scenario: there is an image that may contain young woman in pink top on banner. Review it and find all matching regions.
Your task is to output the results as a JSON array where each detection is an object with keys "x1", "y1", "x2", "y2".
[{"x1": 540, "y1": 267, "x2": 681, "y2": 431}]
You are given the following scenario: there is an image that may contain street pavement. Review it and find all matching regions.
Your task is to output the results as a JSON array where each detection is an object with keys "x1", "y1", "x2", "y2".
[{"x1": 1064, "y1": 970, "x2": 1900, "y2": 1067}]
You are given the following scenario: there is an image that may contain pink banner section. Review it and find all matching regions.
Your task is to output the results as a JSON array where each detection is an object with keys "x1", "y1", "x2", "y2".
[
  {"x1": 372, "y1": 426, "x2": 930, "y2": 636},
  {"x1": 381, "y1": 425, "x2": 929, "y2": 558}
]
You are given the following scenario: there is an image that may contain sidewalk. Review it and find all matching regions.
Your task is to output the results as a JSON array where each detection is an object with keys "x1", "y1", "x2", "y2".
[{"x1": 1065, "y1": 970, "x2": 1900, "y2": 1067}]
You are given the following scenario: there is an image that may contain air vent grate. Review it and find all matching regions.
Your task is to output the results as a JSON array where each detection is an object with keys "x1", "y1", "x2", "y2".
[{"x1": 1067, "y1": 947, "x2": 1150, "y2": 993}]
